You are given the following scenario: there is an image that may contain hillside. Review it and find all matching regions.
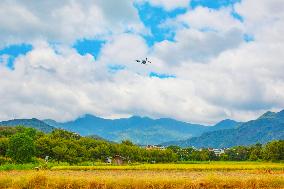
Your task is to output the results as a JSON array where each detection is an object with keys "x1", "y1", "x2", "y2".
[
  {"x1": 0, "y1": 118, "x2": 55, "y2": 133},
  {"x1": 164, "y1": 110, "x2": 284, "y2": 148},
  {"x1": 43, "y1": 115, "x2": 239, "y2": 145}
]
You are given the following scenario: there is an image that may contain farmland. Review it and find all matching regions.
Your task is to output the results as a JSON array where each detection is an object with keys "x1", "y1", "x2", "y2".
[
  {"x1": 0, "y1": 128, "x2": 283, "y2": 188},
  {"x1": 0, "y1": 162, "x2": 283, "y2": 189}
]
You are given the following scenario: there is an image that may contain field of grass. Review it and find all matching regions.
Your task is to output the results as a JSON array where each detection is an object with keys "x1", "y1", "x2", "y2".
[
  {"x1": 0, "y1": 162, "x2": 283, "y2": 189},
  {"x1": 51, "y1": 161, "x2": 284, "y2": 171}
]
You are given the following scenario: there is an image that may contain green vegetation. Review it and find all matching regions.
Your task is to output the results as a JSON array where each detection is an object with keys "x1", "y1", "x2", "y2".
[
  {"x1": 0, "y1": 126, "x2": 283, "y2": 167},
  {"x1": 51, "y1": 162, "x2": 284, "y2": 171},
  {"x1": 168, "y1": 141, "x2": 284, "y2": 162},
  {"x1": 7, "y1": 133, "x2": 36, "y2": 163},
  {"x1": 0, "y1": 127, "x2": 178, "y2": 165},
  {"x1": 0, "y1": 126, "x2": 283, "y2": 188}
]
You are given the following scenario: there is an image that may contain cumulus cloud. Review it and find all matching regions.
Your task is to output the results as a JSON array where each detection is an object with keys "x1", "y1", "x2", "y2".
[
  {"x1": 0, "y1": 41, "x2": 213, "y2": 123},
  {"x1": 99, "y1": 34, "x2": 148, "y2": 68},
  {"x1": 154, "y1": 28, "x2": 243, "y2": 63},
  {"x1": 154, "y1": 6, "x2": 245, "y2": 63},
  {"x1": 0, "y1": 1, "x2": 284, "y2": 125},
  {"x1": 177, "y1": 6, "x2": 243, "y2": 32},
  {"x1": 0, "y1": 0, "x2": 145, "y2": 46},
  {"x1": 235, "y1": 0, "x2": 284, "y2": 30}
]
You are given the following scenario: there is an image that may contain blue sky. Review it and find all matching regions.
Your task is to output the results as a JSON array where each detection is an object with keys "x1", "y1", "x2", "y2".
[
  {"x1": 0, "y1": 0, "x2": 283, "y2": 124},
  {"x1": 191, "y1": 0, "x2": 240, "y2": 9},
  {"x1": 135, "y1": 2, "x2": 187, "y2": 46},
  {"x1": 0, "y1": 44, "x2": 32, "y2": 69},
  {"x1": 73, "y1": 39, "x2": 105, "y2": 59}
]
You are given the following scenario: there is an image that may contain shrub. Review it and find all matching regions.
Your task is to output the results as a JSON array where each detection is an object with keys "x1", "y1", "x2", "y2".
[{"x1": 7, "y1": 133, "x2": 35, "y2": 163}]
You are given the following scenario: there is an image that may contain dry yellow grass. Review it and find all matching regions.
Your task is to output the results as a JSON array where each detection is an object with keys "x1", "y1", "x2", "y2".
[{"x1": 0, "y1": 169, "x2": 283, "y2": 189}]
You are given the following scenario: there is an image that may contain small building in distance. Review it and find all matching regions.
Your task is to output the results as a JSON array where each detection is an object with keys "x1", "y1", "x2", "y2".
[
  {"x1": 112, "y1": 155, "x2": 125, "y2": 165},
  {"x1": 208, "y1": 148, "x2": 225, "y2": 156}
]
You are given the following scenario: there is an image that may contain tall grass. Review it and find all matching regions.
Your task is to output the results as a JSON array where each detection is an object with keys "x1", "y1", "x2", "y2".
[{"x1": 0, "y1": 170, "x2": 283, "y2": 189}]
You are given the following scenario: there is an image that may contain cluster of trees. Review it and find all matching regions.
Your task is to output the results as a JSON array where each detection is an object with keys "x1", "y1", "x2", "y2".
[
  {"x1": 0, "y1": 127, "x2": 177, "y2": 164},
  {"x1": 167, "y1": 141, "x2": 284, "y2": 161},
  {"x1": 0, "y1": 126, "x2": 283, "y2": 164}
]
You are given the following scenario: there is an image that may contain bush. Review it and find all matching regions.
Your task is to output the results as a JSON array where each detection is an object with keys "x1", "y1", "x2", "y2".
[
  {"x1": 7, "y1": 133, "x2": 36, "y2": 163},
  {"x1": 0, "y1": 157, "x2": 12, "y2": 165}
]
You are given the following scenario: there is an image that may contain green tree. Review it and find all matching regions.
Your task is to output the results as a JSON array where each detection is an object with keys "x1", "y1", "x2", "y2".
[
  {"x1": 0, "y1": 138, "x2": 9, "y2": 156},
  {"x1": 167, "y1": 145, "x2": 181, "y2": 153},
  {"x1": 121, "y1": 140, "x2": 135, "y2": 146},
  {"x1": 7, "y1": 133, "x2": 35, "y2": 163},
  {"x1": 52, "y1": 145, "x2": 68, "y2": 163},
  {"x1": 262, "y1": 140, "x2": 284, "y2": 161},
  {"x1": 51, "y1": 129, "x2": 80, "y2": 140},
  {"x1": 249, "y1": 143, "x2": 262, "y2": 161}
]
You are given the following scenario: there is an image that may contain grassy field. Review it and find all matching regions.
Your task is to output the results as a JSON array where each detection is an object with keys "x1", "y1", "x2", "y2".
[
  {"x1": 0, "y1": 162, "x2": 283, "y2": 189},
  {"x1": 51, "y1": 161, "x2": 284, "y2": 171}
]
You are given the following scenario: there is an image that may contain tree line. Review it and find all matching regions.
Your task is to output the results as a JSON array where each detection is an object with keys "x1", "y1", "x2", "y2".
[
  {"x1": 0, "y1": 126, "x2": 283, "y2": 164},
  {"x1": 167, "y1": 141, "x2": 284, "y2": 162}
]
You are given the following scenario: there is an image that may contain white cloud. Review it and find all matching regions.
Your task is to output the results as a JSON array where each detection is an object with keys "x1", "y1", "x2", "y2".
[
  {"x1": 0, "y1": 0, "x2": 145, "y2": 46},
  {"x1": 235, "y1": 0, "x2": 284, "y2": 30},
  {"x1": 0, "y1": 39, "x2": 225, "y2": 124},
  {"x1": 235, "y1": 0, "x2": 284, "y2": 44},
  {"x1": 177, "y1": 6, "x2": 243, "y2": 32},
  {"x1": 99, "y1": 34, "x2": 148, "y2": 67},
  {"x1": 154, "y1": 28, "x2": 243, "y2": 63},
  {"x1": 154, "y1": 6, "x2": 245, "y2": 63}
]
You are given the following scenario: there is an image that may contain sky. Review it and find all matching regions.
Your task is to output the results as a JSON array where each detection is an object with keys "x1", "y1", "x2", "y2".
[{"x1": 0, "y1": 0, "x2": 284, "y2": 124}]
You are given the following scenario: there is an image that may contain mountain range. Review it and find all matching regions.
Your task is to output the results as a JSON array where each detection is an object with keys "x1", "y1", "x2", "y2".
[
  {"x1": 44, "y1": 115, "x2": 240, "y2": 145},
  {"x1": 163, "y1": 110, "x2": 284, "y2": 148},
  {"x1": 0, "y1": 109, "x2": 283, "y2": 147}
]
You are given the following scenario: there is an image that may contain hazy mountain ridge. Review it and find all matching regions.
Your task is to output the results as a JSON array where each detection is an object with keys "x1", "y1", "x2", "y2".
[
  {"x1": 163, "y1": 110, "x2": 284, "y2": 148},
  {"x1": 43, "y1": 115, "x2": 240, "y2": 145},
  {"x1": 0, "y1": 110, "x2": 282, "y2": 147},
  {"x1": 0, "y1": 118, "x2": 55, "y2": 133}
]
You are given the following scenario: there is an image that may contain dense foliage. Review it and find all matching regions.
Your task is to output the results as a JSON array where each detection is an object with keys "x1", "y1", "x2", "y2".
[
  {"x1": 168, "y1": 142, "x2": 284, "y2": 161},
  {"x1": 7, "y1": 133, "x2": 35, "y2": 163},
  {"x1": 0, "y1": 127, "x2": 177, "y2": 164},
  {"x1": 0, "y1": 126, "x2": 283, "y2": 164}
]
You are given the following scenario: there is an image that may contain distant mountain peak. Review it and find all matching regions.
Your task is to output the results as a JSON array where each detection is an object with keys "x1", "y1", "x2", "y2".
[
  {"x1": 82, "y1": 114, "x2": 97, "y2": 118},
  {"x1": 212, "y1": 119, "x2": 239, "y2": 128},
  {"x1": 258, "y1": 111, "x2": 277, "y2": 119},
  {"x1": 0, "y1": 118, "x2": 55, "y2": 133},
  {"x1": 130, "y1": 115, "x2": 149, "y2": 119},
  {"x1": 215, "y1": 119, "x2": 237, "y2": 125},
  {"x1": 78, "y1": 114, "x2": 106, "y2": 121},
  {"x1": 129, "y1": 115, "x2": 153, "y2": 122}
]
